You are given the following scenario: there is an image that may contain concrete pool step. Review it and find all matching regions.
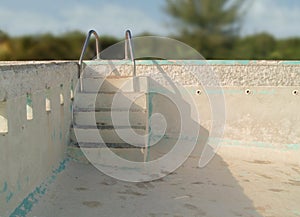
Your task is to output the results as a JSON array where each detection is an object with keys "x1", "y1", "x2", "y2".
[
  {"x1": 73, "y1": 92, "x2": 147, "y2": 110},
  {"x1": 71, "y1": 75, "x2": 149, "y2": 154},
  {"x1": 70, "y1": 126, "x2": 146, "y2": 145},
  {"x1": 71, "y1": 142, "x2": 144, "y2": 148},
  {"x1": 73, "y1": 109, "x2": 146, "y2": 126},
  {"x1": 81, "y1": 76, "x2": 148, "y2": 93},
  {"x1": 67, "y1": 146, "x2": 145, "y2": 163}
]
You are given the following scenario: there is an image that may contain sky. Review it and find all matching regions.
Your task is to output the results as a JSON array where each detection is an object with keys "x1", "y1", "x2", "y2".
[{"x1": 0, "y1": 0, "x2": 299, "y2": 38}]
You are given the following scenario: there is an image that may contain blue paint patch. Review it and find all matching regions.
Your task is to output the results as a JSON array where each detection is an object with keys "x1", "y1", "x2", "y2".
[
  {"x1": 0, "y1": 181, "x2": 8, "y2": 193},
  {"x1": 6, "y1": 191, "x2": 13, "y2": 203},
  {"x1": 52, "y1": 158, "x2": 68, "y2": 174},
  {"x1": 208, "y1": 138, "x2": 300, "y2": 151},
  {"x1": 9, "y1": 158, "x2": 70, "y2": 217},
  {"x1": 26, "y1": 93, "x2": 33, "y2": 107},
  {"x1": 286, "y1": 144, "x2": 300, "y2": 150},
  {"x1": 5, "y1": 191, "x2": 14, "y2": 203},
  {"x1": 292, "y1": 210, "x2": 300, "y2": 216}
]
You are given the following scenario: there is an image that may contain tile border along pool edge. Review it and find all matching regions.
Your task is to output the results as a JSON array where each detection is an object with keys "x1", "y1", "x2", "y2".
[{"x1": 82, "y1": 60, "x2": 300, "y2": 65}]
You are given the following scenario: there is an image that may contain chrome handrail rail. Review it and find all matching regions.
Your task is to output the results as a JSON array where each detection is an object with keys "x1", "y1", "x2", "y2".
[
  {"x1": 125, "y1": 30, "x2": 136, "y2": 76},
  {"x1": 78, "y1": 30, "x2": 100, "y2": 78}
]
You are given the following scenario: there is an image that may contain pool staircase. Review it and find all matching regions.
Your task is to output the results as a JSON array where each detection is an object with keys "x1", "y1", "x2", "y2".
[{"x1": 69, "y1": 30, "x2": 149, "y2": 162}]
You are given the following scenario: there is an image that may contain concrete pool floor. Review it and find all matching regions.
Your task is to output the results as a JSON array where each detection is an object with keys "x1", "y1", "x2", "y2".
[{"x1": 29, "y1": 149, "x2": 300, "y2": 217}]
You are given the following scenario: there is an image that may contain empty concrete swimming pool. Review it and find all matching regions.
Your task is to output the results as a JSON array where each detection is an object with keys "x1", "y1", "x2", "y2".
[{"x1": 0, "y1": 60, "x2": 299, "y2": 217}]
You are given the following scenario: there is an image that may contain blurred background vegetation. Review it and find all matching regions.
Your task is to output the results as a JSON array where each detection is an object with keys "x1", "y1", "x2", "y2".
[{"x1": 1, "y1": 0, "x2": 300, "y2": 61}]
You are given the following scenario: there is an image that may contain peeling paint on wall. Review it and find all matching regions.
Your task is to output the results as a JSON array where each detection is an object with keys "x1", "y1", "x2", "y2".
[
  {"x1": 0, "y1": 182, "x2": 8, "y2": 194},
  {"x1": 6, "y1": 192, "x2": 13, "y2": 203},
  {"x1": 9, "y1": 158, "x2": 70, "y2": 217}
]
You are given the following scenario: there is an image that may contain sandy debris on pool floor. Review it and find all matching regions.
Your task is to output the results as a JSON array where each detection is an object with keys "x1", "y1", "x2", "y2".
[{"x1": 29, "y1": 152, "x2": 300, "y2": 217}]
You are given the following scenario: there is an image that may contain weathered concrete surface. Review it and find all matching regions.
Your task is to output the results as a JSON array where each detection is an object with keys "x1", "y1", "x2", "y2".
[
  {"x1": 0, "y1": 61, "x2": 76, "y2": 100},
  {"x1": 0, "y1": 62, "x2": 77, "y2": 216},
  {"x1": 1, "y1": 60, "x2": 300, "y2": 216},
  {"x1": 84, "y1": 60, "x2": 300, "y2": 86}
]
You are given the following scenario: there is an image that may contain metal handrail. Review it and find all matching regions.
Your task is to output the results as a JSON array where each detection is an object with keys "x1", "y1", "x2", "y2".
[
  {"x1": 125, "y1": 30, "x2": 134, "y2": 61},
  {"x1": 78, "y1": 30, "x2": 100, "y2": 78},
  {"x1": 125, "y1": 30, "x2": 136, "y2": 76}
]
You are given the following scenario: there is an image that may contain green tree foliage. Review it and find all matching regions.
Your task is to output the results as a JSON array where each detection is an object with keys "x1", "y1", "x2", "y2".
[
  {"x1": 231, "y1": 33, "x2": 300, "y2": 60},
  {"x1": 0, "y1": 31, "x2": 118, "y2": 61},
  {"x1": 233, "y1": 33, "x2": 277, "y2": 59},
  {"x1": 165, "y1": 0, "x2": 244, "y2": 36},
  {"x1": 164, "y1": 0, "x2": 300, "y2": 59},
  {"x1": 0, "y1": 30, "x2": 12, "y2": 60},
  {"x1": 165, "y1": 0, "x2": 246, "y2": 58},
  {"x1": 276, "y1": 38, "x2": 300, "y2": 60},
  {"x1": 0, "y1": 30, "x2": 300, "y2": 60}
]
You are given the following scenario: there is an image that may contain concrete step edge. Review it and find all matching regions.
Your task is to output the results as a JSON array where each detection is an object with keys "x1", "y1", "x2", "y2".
[
  {"x1": 75, "y1": 91, "x2": 147, "y2": 94},
  {"x1": 72, "y1": 125, "x2": 146, "y2": 130},
  {"x1": 73, "y1": 108, "x2": 147, "y2": 112},
  {"x1": 70, "y1": 142, "x2": 145, "y2": 149}
]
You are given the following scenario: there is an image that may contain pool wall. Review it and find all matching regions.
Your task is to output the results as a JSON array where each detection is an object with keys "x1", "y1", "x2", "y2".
[
  {"x1": 0, "y1": 62, "x2": 77, "y2": 216},
  {"x1": 0, "y1": 60, "x2": 299, "y2": 216}
]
